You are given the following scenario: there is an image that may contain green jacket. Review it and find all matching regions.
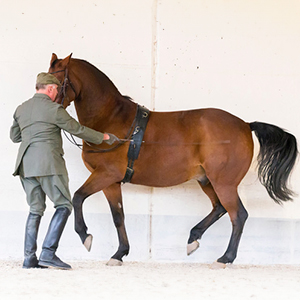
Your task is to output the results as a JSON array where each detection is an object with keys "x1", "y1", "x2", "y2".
[{"x1": 10, "y1": 93, "x2": 103, "y2": 177}]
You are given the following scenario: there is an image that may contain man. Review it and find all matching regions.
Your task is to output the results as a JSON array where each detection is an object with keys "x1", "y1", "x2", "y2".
[{"x1": 10, "y1": 73, "x2": 118, "y2": 270}]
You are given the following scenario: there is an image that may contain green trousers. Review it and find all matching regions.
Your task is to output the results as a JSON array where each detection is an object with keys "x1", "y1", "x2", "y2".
[{"x1": 20, "y1": 175, "x2": 73, "y2": 216}]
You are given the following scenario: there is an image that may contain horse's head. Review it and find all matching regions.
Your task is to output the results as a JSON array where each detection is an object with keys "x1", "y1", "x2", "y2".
[{"x1": 48, "y1": 53, "x2": 77, "y2": 108}]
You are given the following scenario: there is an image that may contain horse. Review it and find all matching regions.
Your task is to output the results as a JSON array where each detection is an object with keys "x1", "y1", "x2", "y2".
[{"x1": 48, "y1": 53, "x2": 298, "y2": 267}]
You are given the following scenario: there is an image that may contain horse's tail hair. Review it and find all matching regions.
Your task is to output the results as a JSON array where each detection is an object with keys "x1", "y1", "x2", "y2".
[{"x1": 250, "y1": 121, "x2": 298, "y2": 204}]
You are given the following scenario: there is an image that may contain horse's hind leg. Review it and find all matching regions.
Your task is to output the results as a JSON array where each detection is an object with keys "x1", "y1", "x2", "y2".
[
  {"x1": 103, "y1": 183, "x2": 129, "y2": 266},
  {"x1": 214, "y1": 186, "x2": 248, "y2": 265},
  {"x1": 187, "y1": 181, "x2": 227, "y2": 255}
]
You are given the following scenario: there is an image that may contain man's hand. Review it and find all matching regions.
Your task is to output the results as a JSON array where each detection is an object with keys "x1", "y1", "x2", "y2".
[{"x1": 103, "y1": 133, "x2": 120, "y2": 145}]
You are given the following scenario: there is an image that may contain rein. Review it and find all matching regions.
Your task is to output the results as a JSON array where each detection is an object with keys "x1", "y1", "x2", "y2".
[
  {"x1": 84, "y1": 106, "x2": 139, "y2": 153},
  {"x1": 61, "y1": 115, "x2": 138, "y2": 153},
  {"x1": 61, "y1": 100, "x2": 140, "y2": 153}
]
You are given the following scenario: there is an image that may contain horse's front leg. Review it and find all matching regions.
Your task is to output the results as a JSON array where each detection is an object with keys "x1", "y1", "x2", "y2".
[
  {"x1": 72, "y1": 170, "x2": 115, "y2": 252},
  {"x1": 103, "y1": 183, "x2": 129, "y2": 266},
  {"x1": 73, "y1": 191, "x2": 92, "y2": 251}
]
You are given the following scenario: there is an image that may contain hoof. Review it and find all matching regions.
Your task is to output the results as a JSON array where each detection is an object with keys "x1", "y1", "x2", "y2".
[
  {"x1": 83, "y1": 234, "x2": 93, "y2": 252},
  {"x1": 187, "y1": 240, "x2": 199, "y2": 256},
  {"x1": 106, "y1": 258, "x2": 123, "y2": 266},
  {"x1": 210, "y1": 261, "x2": 227, "y2": 270}
]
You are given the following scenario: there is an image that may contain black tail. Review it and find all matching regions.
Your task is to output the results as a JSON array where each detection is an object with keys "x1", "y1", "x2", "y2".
[{"x1": 250, "y1": 122, "x2": 298, "y2": 204}]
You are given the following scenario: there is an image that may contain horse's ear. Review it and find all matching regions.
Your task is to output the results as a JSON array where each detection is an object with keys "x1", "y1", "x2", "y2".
[
  {"x1": 50, "y1": 53, "x2": 58, "y2": 66},
  {"x1": 60, "y1": 53, "x2": 73, "y2": 68}
]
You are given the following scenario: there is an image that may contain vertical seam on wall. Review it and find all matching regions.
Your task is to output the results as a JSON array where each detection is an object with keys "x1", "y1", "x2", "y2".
[
  {"x1": 151, "y1": 0, "x2": 158, "y2": 112},
  {"x1": 148, "y1": 0, "x2": 159, "y2": 260}
]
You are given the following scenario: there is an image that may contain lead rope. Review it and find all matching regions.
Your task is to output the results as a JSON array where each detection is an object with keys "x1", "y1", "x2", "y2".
[{"x1": 62, "y1": 105, "x2": 139, "y2": 153}]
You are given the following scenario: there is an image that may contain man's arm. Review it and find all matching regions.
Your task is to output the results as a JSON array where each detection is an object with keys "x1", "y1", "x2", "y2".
[
  {"x1": 55, "y1": 106, "x2": 107, "y2": 144},
  {"x1": 10, "y1": 115, "x2": 22, "y2": 143}
]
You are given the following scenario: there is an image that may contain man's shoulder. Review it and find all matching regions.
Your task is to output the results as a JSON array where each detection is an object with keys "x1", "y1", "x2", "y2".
[
  {"x1": 15, "y1": 96, "x2": 34, "y2": 114},
  {"x1": 16, "y1": 93, "x2": 62, "y2": 119},
  {"x1": 17, "y1": 93, "x2": 51, "y2": 108},
  {"x1": 31, "y1": 93, "x2": 62, "y2": 110}
]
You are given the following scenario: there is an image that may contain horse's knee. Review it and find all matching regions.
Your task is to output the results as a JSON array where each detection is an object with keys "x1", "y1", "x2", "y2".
[
  {"x1": 108, "y1": 201, "x2": 124, "y2": 228},
  {"x1": 112, "y1": 210, "x2": 124, "y2": 228}
]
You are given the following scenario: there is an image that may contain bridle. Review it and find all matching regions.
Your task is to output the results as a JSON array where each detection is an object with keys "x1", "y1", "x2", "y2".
[{"x1": 50, "y1": 68, "x2": 78, "y2": 106}]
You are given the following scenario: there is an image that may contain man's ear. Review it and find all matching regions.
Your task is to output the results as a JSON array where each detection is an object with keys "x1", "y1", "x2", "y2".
[{"x1": 46, "y1": 85, "x2": 52, "y2": 92}]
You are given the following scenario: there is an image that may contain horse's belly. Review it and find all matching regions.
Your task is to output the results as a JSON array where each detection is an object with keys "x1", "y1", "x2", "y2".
[{"x1": 130, "y1": 154, "x2": 202, "y2": 187}]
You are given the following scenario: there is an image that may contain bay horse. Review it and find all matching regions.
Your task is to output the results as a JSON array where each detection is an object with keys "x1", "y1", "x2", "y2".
[{"x1": 49, "y1": 53, "x2": 297, "y2": 266}]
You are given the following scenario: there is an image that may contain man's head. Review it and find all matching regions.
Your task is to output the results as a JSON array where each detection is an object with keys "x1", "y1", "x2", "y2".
[
  {"x1": 36, "y1": 72, "x2": 61, "y2": 101},
  {"x1": 36, "y1": 72, "x2": 61, "y2": 89}
]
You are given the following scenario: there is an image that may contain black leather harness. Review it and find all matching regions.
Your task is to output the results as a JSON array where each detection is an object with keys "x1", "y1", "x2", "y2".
[{"x1": 122, "y1": 105, "x2": 150, "y2": 183}]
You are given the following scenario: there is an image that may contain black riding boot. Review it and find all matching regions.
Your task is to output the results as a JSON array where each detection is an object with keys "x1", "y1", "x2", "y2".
[
  {"x1": 23, "y1": 213, "x2": 41, "y2": 268},
  {"x1": 38, "y1": 207, "x2": 72, "y2": 270}
]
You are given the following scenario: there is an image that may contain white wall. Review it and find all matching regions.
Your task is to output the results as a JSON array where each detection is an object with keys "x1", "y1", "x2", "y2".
[{"x1": 1, "y1": 0, "x2": 300, "y2": 264}]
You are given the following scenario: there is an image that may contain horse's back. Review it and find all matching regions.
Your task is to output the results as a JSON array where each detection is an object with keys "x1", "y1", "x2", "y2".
[
  {"x1": 131, "y1": 108, "x2": 253, "y2": 187},
  {"x1": 145, "y1": 108, "x2": 252, "y2": 148}
]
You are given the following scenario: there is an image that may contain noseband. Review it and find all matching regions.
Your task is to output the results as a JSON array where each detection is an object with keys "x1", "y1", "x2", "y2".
[{"x1": 50, "y1": 68, "x2": 78, "y2": 106}]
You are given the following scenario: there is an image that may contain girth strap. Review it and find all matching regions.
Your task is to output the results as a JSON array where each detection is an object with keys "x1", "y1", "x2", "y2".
[{"x1": 122, "y1": 105, "x2": 150, "y2": 183}]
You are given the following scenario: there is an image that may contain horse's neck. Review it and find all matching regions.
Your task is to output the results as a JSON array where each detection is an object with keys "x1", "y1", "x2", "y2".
[
  {"x1": 74, "y1": 93, "x2": 136, "y2": 133},
  {"x1": 72, "y1": 61, "x2": 137, "y2": 132}
]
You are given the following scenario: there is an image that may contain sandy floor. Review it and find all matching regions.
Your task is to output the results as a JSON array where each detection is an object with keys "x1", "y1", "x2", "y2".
[{"x1": 0, "y1": 260, "x2": 299, "y2": 300}]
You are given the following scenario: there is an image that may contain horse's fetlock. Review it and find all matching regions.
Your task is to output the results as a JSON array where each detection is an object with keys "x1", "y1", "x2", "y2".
[{"x1": 188, "y1": 231, "x2": 201, "y2": 243}]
